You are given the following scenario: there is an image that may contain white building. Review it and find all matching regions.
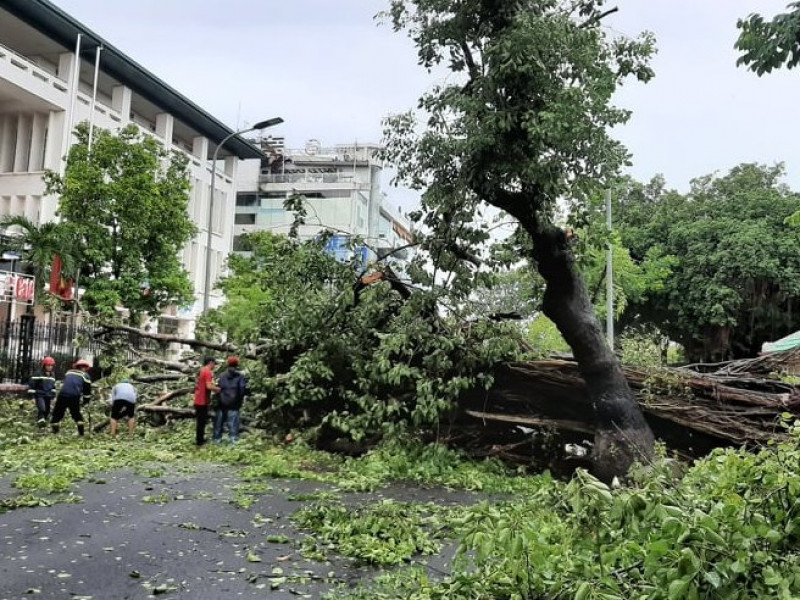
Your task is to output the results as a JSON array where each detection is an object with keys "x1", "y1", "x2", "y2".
[
  {"x1": 0, "y1": 0, "x2": 264, "y2": 327},
  {"x1": 236, "y1": 139, "x2": 413, "y2": 267}
]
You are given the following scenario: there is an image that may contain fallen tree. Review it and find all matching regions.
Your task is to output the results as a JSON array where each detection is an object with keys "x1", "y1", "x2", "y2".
[
  {"x1": 82, "y1": 330, "x2": 800, "y2": 472},
  {"x1": 78, "y1": 236, "x2": 799, "y2": 474},
  {"x1": 456, "y1": 349, "x2": 800, "y2": 468}
]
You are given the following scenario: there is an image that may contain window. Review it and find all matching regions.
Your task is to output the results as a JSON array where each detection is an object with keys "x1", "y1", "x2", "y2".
[
  {"x1": 236, "y1": 194, "x2": 258, "y2": 207},
  {"x1": 235, "y1": 213, "x2": 256, "y2": 225},
  {"x1": 214, "y1": 191, "x2": 226, "y2": 233},
  {"x1": 193, "y1": 179, "x2": 203, "y2": 222},
  {"x1": 233, "y1": 235, "x2": 250, "y2": 252},
  {"x1": 188, "y1": 242, "x2": 198, "y2": 274},
  {"x1": 158, "y1": 317, "x2": 180, "y2": 335}
]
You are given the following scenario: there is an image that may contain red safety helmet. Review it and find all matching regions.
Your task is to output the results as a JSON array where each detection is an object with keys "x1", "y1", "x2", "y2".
[
  {"x1": 42, "y1": 356, "x2": 55, "y2": 367},
  {"x1": 73, "y1": 359, "x2": 91, "y2": 370},
  {"x1": 226, "y1": 355, "x2": 239, "y2": 367}
]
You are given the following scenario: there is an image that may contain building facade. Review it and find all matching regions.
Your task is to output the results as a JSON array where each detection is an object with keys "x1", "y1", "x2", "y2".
[
  {"x1": 235, "y1": 138, "x2": 413, "y2": 267},
  {"x1": 0, "y1": 0, "x2": 263, "y2": 328}
]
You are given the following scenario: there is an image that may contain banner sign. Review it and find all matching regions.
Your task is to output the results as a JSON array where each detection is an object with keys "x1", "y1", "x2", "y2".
[{"x1": 0, "y1": 271, "x2": 35, "y2": 305}]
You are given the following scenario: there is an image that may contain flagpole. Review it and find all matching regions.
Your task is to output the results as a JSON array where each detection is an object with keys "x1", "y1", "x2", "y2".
[{"x1": 87, "y1": 45, "x2": 103, "y2": 152}]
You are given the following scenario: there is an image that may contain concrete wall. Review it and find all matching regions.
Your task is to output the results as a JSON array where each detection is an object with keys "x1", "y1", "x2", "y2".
[{"x1": 0, "y1": 39, "x2": 247, "y2": 316}]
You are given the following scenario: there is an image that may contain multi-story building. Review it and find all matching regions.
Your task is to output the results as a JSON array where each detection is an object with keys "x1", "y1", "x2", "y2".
[
  {"x1": 0, "y1": 0, "x2": 263, "y2": 329},
  {"x1": 235, "y1": 138, "x2": 413, "y2": 268}
]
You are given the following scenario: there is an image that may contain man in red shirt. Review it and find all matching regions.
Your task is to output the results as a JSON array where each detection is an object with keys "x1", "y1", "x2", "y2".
[{"x1": 194, "y1": 357, "x2": 220, "y2": 446}]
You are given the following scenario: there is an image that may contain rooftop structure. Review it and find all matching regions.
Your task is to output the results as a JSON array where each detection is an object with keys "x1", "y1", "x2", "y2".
[{"x1": 236, "y1": 139, "x2": 413, "y2": 266}]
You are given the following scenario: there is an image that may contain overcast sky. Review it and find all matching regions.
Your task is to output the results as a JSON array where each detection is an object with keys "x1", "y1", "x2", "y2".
[{"x1": 52, "y1": 0, "x2": 800, "y2": 206}]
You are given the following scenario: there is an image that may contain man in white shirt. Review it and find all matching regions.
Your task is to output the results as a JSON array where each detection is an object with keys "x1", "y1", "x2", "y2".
[{"x1": 110, "y1": 377, "x2": 137, "y2": 437}]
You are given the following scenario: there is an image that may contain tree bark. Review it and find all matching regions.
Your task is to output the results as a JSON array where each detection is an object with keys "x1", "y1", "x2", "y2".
[{"x1": 532, "y1": 226, "x2": 655, "y2": 481}]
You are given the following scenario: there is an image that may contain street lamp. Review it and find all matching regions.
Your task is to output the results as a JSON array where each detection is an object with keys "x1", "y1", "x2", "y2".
[{"x1": 203, "y1": 117, "x2": 283, "y2": 313}]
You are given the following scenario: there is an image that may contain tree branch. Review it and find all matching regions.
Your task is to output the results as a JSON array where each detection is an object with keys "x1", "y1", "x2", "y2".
[
  {"x1": 460, "y1": 40, "x2": 480, "y2": 81},
  {"x1": 98, "y1": 324, "x2": 236, "y2": 353},
  {"x1": 580, "y1": 6, "x2": 618, "y2": 28},
  {"x1": 127, "y1": 356, "x2": 195, "y2": 374}
]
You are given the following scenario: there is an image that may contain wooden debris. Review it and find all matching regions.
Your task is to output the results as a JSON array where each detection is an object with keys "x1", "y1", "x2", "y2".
[{"x1": 458, "y1": 353, "x2": 800, "y2": 463}]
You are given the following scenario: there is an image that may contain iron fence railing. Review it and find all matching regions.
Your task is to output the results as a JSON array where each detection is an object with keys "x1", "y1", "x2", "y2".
[{"x1": 0, "y1": 316, "x2": 164, "y2": 383}]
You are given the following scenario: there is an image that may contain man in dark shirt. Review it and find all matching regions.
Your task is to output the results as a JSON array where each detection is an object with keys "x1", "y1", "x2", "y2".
[
  {"x1": 51, "y1": 359, "x2": 92, "y2": 436},
  {"x1": 213, "y1": 356, "x2": 249, "y2": 444},
  {"x1": 28, "y1": 356, "x2": 56, "y2": 427}
]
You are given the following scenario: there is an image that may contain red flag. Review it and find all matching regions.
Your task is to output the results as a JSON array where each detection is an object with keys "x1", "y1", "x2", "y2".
[
  {"x1": 49, "y1": 254, "x2": 62, "y2": 295},
  {"x1": 49, "y1": 255, "x2": 73, "y2": 300}
]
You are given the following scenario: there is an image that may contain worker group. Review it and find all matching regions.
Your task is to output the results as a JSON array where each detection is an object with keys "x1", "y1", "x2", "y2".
[{"x1": 27, "y1": 355, "x2": 249, "y2": 443}]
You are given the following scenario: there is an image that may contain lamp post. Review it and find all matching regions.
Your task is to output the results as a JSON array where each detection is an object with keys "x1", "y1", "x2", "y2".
[{"x1": 203, "y1": 117, "x2": 283, "y2": 313}]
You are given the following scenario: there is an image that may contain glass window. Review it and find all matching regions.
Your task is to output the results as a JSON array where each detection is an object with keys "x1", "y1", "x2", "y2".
[{"x1": 235, "y1": 213, "x2": 256, "y2": 225}]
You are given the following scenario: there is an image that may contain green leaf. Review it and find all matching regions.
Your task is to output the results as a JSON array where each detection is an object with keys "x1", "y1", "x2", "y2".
[{"x1": 668, "y1": 577, "x2": 691, "y2": 600}]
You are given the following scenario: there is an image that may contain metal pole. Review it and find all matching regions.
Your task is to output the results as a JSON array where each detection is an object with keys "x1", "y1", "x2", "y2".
[
  {"x1": 87, "y1": 45, "x2": 103, "y2": 152},
  {"x1": 69, "y1": 268, "x2": 80, "y2": 347},
  {"x1": 606, "y1": 189, "x2": 614, "y2": 351},
  {"x1": 203, "y1": 129, "x2": 249, "y2": 313},
  {"x1": 203, "y1": 143, "x2": 221, "y2": 313},
  {"x1": 66, "y1": 34, "x2": 82, "y2": 150},
  {"x1": 201, "y1": 118, "x2": 283, "y2": 313}
]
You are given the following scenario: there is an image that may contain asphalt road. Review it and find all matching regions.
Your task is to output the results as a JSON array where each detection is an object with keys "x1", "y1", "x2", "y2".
[{"x1": 0, "y1": 463, "x2": 479, "y2": 600}]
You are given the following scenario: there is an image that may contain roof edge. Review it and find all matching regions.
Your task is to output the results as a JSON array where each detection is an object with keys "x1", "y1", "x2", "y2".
[{"x1": 0, "y1": 0, "x2": 265, "y2": 160}]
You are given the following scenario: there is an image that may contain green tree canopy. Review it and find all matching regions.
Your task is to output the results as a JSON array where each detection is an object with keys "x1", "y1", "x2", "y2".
[
  {"x1": 617, "y1": 164, "x2": 800, "y2": 361},
  {"x1": 209, "y1": 231, "x2": 522, "y2": 445},
  {"x1": 736, "y1": 2, "x2": 800, "y2": 74},
  {"x1": 44, "y1": 123, "x2": 196, "y2": 321},
  {"x1": 382, "y1": 0, "x2": 658, "y2": 478}
]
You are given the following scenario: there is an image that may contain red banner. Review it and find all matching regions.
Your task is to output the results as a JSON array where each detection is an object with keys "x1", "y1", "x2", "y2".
[
  {"x1": 49, "y1": 255, "x2": 73, "y2": 300},
  {"x1": 0, "y1": 271, "x2": 35, "y2": 306}
]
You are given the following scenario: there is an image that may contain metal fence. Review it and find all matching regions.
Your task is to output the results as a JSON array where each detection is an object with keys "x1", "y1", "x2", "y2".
[{"x1": 0, "y1": 315, "x2": 164, "y2": 383}]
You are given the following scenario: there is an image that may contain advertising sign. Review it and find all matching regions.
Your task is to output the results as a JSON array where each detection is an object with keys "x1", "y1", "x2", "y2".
[{"x1": 0, "y1": 271, "x2": 35, "y2": 305}]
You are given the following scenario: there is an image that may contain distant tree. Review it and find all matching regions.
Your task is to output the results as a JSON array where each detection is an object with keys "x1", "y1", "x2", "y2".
[
  {"x1": 44, "y1": 123, "x2": 196, "y2": 322},
  {"x1": 382, "y1": 0, "x2": 658, "y2": 478},
  {"x1": 617, "y1": 164, "x2": 800, "y2": 361},
  {"x1": 736, "y1": 2, "x2": 800, "y2": 74}
]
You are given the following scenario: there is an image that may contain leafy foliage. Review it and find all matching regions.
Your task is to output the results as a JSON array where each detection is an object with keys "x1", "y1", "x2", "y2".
[
  {"x1": 382, "y1": 0, "x2": 659, "y2": 478},
  {"x1": 736, "y1": 2, "x2": 800, "y2": 74},
  {"x1": 209, "y1": 231, "x2": 523, "y2": 446},
  {"x1": 7, "y1": 397, "x2": 800, "y2": 599},
  {"x1": 333, "y1": 429, "x2": 800, "y2": 600},
  {"x1": 616, "y1": 164, "x2": 800, "y2": 361},
  {"x1": 43, "y1": 123, "x2": 196, "y2": 321},
  {"x1": 381, "y1": 0, "x2": 656, "y2": 288},
  {"x1": 293, "y1": 499, "x2": 450, "y2": 565}
]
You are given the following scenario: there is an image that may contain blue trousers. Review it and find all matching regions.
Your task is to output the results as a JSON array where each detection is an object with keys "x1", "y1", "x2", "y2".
[
  {"x1": 212, "y1": 409, "x2": 240, "y2": 443},
  {"x1": 35, "y1": 395, "x2": 53, "y2": 421}
]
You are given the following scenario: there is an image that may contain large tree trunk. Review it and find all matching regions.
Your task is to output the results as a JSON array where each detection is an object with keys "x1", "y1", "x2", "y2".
[{"x1": 533, "y1": 226, "x2": 654, "y2": 481}]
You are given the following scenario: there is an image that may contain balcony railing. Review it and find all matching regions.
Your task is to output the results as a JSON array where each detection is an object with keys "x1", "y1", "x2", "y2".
[
  {"x1": 260, "y1": 172, "x2": 368, "y2": 186},
  {"x1": 0, "y1": 40, "x2": 69, "y2": 98}
]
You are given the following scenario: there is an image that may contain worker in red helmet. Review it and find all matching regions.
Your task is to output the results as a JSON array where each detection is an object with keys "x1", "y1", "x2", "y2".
[
  {"x1": 28, "y1": 356, "x2": 57, "y2": 427},
  {"x1": 51, "y1": 358, "x2": 92, "y2": 436}
]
